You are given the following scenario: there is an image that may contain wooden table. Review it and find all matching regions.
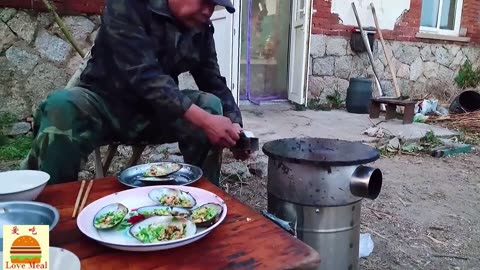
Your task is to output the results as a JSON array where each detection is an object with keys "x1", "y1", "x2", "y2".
[{"x1": 36, "y1": 177, "x2": 321, "y2": 270}]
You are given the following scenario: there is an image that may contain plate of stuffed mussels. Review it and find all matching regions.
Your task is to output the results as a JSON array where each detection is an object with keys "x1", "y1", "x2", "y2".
[
  {"x1": 117, "y1": 162, "x2": 203, "y2": 188},
  {"x1": 76, "y1": 185, "x2": 227, "y2": 251}
]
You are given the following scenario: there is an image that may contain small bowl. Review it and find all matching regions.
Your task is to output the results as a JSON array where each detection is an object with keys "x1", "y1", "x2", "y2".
[
  {"x1": 0, "y1": 170, "x2": 50, "y2": 201},
  {"x1": 0, "y1": 201, "x2": 59, "y2": 251}
]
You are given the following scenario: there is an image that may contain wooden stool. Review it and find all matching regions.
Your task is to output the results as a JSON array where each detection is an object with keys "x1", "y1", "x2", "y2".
[
  {"x1": 369, "y1": 98, "x2": 417, "y2": 124},
  {"x1": 93, "y1": 142, "x2": 148, "y2": 179}
]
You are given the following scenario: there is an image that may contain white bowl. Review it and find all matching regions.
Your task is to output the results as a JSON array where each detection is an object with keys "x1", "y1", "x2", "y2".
[
  {"x1": 0, "y1": 247, "x2": 81, "y2": 270},
  {"x1": 0, "y1": 170, "x2": 50, "y2": 201}
]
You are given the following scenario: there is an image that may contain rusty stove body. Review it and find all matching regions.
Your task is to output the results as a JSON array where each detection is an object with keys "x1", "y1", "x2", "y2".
[{"x1": 262, "y1": 138, "x2": 382, "y2": 270}]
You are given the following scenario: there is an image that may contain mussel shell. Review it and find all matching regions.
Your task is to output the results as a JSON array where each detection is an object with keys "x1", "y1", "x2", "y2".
[
  {"x1": 136, "y1": 205, "x2": 191, "y2": 218},
  {"x1": 93, "y1": 203, "x2": 129, "y2": 229},
  {"x1": 148, "y1": 188, "x2": 197, "y2": 208},
  {"x1": 144, "y1": 163, "x2": 182, "y2": 177},
  {"x1": 129, "y1": 216, "x2": 197, "y2": 244},
  {"x1": 190, "y1": 203, "x2": 223, "y2": 227}
]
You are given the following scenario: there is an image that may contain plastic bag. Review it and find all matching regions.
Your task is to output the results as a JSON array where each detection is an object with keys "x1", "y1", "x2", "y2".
[
  {"x1": 415, "y1": 99, "x2": 438, "y2": 115},
  {"x1": 359, "y1": 233, "x2": 374, "y2": 258}
]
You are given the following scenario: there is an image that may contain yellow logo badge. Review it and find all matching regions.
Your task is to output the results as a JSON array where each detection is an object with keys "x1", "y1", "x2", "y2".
[{"x1": 3, "y1": 225, "x2": 49, "y2": 269}]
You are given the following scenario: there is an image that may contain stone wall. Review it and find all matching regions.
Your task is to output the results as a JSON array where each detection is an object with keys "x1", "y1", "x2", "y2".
[
  {"x1": 0, "y1": 8, "x2": 100, "y2": 119},
  {"x1": 308, "y1": 34, "x2": 480, "y2": 104}
]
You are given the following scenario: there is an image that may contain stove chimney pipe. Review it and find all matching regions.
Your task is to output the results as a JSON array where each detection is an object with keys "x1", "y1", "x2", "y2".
[{"x1": 350, "y1": 165, "x2": 383, "y2": 200}]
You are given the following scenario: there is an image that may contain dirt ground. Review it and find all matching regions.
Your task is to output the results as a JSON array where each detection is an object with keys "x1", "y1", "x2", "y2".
[
  {"x1": 1, "y1": 141, "x2": 479, "y2": 270},
  {"x1": 222, "y1": 149, "x2": 480, "y2": 270}
]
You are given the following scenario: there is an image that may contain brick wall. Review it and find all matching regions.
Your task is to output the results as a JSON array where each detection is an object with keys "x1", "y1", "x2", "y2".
[{"x1": 311, "y1": 0, "x2": 480, "y2": 45}]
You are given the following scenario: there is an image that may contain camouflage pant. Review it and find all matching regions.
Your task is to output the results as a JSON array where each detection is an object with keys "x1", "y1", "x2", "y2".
[{"x1": 20, "y1": 87, "x2": 224, "y2": 186}]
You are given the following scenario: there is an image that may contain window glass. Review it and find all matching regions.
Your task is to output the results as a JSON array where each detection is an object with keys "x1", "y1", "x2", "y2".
[
  {"x1": 420, "y1": 0, "x2": 440, "y2": 27},
  {"x1": 439, "y1": 0, "x2": 458, "y2": 30}
]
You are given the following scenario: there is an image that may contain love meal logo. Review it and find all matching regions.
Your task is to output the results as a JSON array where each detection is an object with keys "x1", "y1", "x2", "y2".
[{"x1": 3, "y1": 225, "x2": 49, "y2": 270}]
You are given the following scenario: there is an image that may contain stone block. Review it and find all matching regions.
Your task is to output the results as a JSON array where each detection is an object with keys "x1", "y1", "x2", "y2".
[
  {"x1": 51, "y1": 16, "x2": 96, "y2": 42},
  {"x1": 35, "y1": 30, "x2": 73, "y2": 63},
  {"x1": 334, "y1": 56, "x2": 353, "y2": 79},
  {"x1": 409, "y1": 57, "x2": 423, "y2": 81},
  {"x1": 308, "y1": 76, "x2": 323, "y2": 97},
  {"x1": 420, "y1": 46, "x2": 435, "y2": 62},
  {"x1": 437, "y1": 65, "x2": 455, "y2": 82},
  {"x1": 0, "y1": 8, "x2": 17, "y2": 22},
  {"x1": 396, "y1": 63, "x2": 410, "y2": 79},
  {"x1": 423, "y1": 62, "x2": 440, "y2": 78},
  {"x1": 7, "y1": 11, "x2": 37, "y2": 44},
  {"x1": 0, "y1": 22, "x2": 16, "y2": 52},
  {"x1": 434, "y1": 46, "x2": 455, "y2": 66},
  {"x1": 326, "y1": 37, "x2": 347, "y2": 56},
  {"x1": 37, "y1": 13, "x2": 55, "y2": 29},
  {"x1": 450, "y1": 50, "x2": 465, "y2": 71},
  {"x1": 310, "y1": 34, "x2": 326, "y2": 58},
  {"x1": 463, "y1": 46, "x2": 480, "y2": 63},
  {"x1": 379, "y1": 80, "x2": 394, "y2": 96},
  {"x1": 313, "y1": 57, "x2": 334, "y2": 76},
  {"x1": 394, "y1": 44, "x2": 420, "y2": 65},
  {"x1": 5, "y1": 46, "x2": 40, "y2": 75}
]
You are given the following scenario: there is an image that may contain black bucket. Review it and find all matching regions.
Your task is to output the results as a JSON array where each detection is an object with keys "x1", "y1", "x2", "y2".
[
  {"x1": 346, "y1": 77, "x2": 373, "y2": 114},
  {"x1": 449, "y1": 90, "x2": 480, "y2": 113}
]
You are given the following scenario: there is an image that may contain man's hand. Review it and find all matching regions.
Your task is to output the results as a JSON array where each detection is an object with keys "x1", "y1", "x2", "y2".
[
  {"x1": 230, "y1": 123, "x2": 253, "y2": 161},
  {"x1": 203, "y1": 114, "x2": 240, "y2": 148},
  {"x1": 184, "y1": 104, "x2": 240, "y2": 148}
]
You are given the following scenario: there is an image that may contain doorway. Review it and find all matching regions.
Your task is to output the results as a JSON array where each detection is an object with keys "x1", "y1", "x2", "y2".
[
  {"x1": 238, "y1": 0, "x2": 293, "y2": 104},
  {"x1": 208, "y1": 0, "x2": 311, "y2": 106}
]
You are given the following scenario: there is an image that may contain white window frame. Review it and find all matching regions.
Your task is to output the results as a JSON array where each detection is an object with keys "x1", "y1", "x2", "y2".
[{"x1": 419, "y1": 0, "x2": 464, "y2": 36}]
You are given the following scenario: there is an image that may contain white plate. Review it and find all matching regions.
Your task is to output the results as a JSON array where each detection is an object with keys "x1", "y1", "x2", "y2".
[
  {"x1": 0, "y1": 247, "x2": 80, "y2": 270},
  {"x1": 76, "y1": 185, "x2": 227, "y2": 252}
]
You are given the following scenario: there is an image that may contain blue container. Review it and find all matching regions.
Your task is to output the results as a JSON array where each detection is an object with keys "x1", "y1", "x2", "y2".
[{"x1": 346, "y1": 77, "x2": 373, "y2": 114}]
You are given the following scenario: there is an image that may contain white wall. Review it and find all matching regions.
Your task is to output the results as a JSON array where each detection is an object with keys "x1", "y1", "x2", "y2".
[{"x1": 331, "y1": 0, "x2": 411, "y2": 30}]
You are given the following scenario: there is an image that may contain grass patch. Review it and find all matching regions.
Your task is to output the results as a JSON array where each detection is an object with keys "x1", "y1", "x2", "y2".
[
  {"x1": 0, "y1": 112, "x2": 32, "y2": 161},
  {"x1": 0, "y1": 136, "x2": 33, "y2": 161}
]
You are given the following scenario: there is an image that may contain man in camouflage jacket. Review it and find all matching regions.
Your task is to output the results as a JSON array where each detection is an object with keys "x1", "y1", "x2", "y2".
[{"x1": 21, "y1": 0, "x2": 249, "y2": 186}]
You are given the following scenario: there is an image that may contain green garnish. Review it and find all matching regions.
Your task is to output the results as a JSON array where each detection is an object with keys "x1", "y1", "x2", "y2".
[
  {"x1": 94, "y1": 210, "x2": 125, "y2": 228},
  {"x1": 191, "y1": 206, "x2": 217, "y2": 223},
  {"x1": 159, "y1": 194, "x2": 192, "y2": 207},
  {"x1": 134, "y1": 223, "x2": 188, "y2": 243}
]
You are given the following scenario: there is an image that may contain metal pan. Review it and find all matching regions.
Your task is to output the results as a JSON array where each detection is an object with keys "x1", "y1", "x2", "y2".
[{"x1": 117, "y1": 162, "x2": 203, "y2": 188}]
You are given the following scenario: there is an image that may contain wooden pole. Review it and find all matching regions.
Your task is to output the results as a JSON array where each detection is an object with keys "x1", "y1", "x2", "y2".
[{"x1": 370, "y1": 3, "x2": 401, "y2": 98}]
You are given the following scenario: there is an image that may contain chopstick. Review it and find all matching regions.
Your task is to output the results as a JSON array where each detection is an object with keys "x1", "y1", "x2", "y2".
[{"x1": 72, "y1": 180, "x2": 94, "y2": 218}]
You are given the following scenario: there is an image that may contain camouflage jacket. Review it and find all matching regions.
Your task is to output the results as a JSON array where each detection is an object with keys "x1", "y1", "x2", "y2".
[{"x1": 79, "y1": 0, "x2": 243, "y2": 126}]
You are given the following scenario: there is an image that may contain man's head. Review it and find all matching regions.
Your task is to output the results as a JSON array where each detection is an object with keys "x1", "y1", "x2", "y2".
[{"x1": 168, "y1": 0, "x2": 234, "y2": 29}]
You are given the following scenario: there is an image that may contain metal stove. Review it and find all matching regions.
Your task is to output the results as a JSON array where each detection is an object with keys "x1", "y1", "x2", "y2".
[{"x1": 261, "y1": 137, "x2": 382, "y2": 270}]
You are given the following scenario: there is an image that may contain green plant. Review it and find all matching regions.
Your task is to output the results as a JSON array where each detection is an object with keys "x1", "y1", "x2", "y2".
[
  {"x1": 454, "y1": 60, "x2": 480, "y2": 89},
  {"x1": 307, "y1": 97, "x2": 331, "y2": 111},
  {"x1": 326, "y1": 90, "x2": 344, "y2": 109},
  {"x1": 420, "y1": 130, "x2": 443, "y2": 149}
]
